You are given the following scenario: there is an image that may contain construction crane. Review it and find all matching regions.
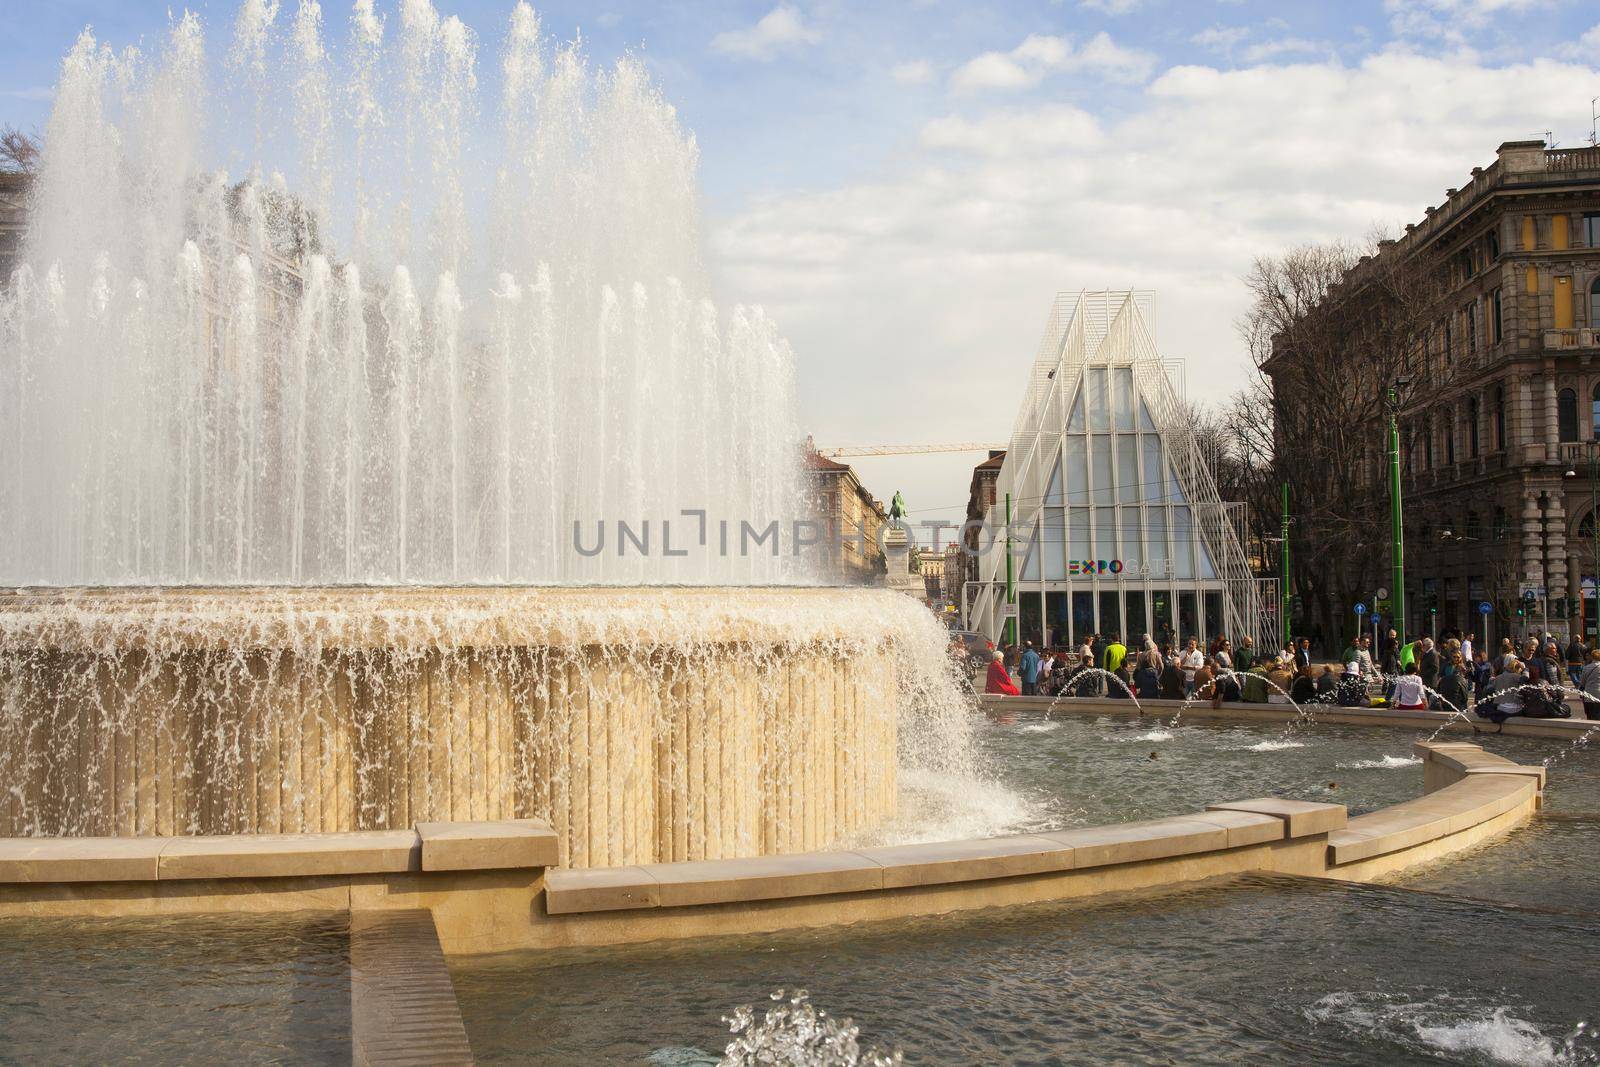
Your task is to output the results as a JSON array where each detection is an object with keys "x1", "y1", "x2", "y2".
[{"x1": 814, "y1": 442, "x2": 1005, "y2": 459}]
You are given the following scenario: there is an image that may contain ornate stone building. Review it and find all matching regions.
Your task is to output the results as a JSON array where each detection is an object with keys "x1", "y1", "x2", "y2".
[
  {"x1": 1268, "y1": 140, "x2": 1600, "y2": 643},
  {"x1": 802, "y1": 440, "x2": 887, "y2": 584}
]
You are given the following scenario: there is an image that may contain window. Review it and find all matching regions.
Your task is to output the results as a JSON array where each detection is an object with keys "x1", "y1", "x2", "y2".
[
  {"x1": 1587, "y1": 213, "x2": 1600, "y2": 248},
  {"x1": 1493, "y1": 385, "x2": 1506, "y2": 450},
  {"x1": 1592, "y1": 383, "x2": 1600, "y2": 440},
  {"x1": 1445, "y1": 418, "x2": 1455, "y2": 464},
  {"x1": 1555, "y1": 276, "x2": 1575, "y2": 330},
  {"x1": 1591, "y1": 277, "x2": 1600, "y2": 328},
  {"x1": 1488, "y1": 228, "x2": 1500, "y2": 260},
  {"x1": 1560, "y1": 388, "x2": 1579, "y2": 442},
  {"x1": 1492, "y1": 287, "x2": 1503, "y2": 343},
  {"x1": 1465, "y1": 302, "x2": 1478, "y2": 353},
  {"x1": 1468, "y1": 397, "x2": 1480, "y2": 457},
  {"x1": 1423, "y1": 421, "x2": 1434, "y2": 468},
  {"x1": 1443, "y1": 316, "x2": 1453, "y2": 364}
]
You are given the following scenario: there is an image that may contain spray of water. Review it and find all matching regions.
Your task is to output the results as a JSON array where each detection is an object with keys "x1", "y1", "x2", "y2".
[{"x1": 0, "y1": 3, "x2": 807, "y2": 586}]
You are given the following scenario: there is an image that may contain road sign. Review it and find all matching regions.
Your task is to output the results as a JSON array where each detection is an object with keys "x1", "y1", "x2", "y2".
[
  {"x1": 1478, "y1": 601, "x2": 1494, "y2": 616},
  {"x1": 1376, "y1": 587, "x2": 1389, "y2": 600},
  {"x1": 1354, "y1": 603, "x2": 1368, "y2": 616},
  {"x1": 1520, "y1": 582, "x2": 1545, "y2": 599},
  {"x1": 1001, "y1": 603, "x2": 1018, "y2": 619}
]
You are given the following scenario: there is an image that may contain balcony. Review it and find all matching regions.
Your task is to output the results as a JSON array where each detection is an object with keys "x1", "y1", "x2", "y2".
[
  {"x1": 1546, "y1": 146, "x2": 1600, "y2": 172},
  {"x1": 1545, "y1": 329, "x2": 1600, "y2": 352}
]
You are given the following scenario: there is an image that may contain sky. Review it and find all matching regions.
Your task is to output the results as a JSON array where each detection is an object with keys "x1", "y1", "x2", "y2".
[{"x1": 4, "y1": 0, "x2": 1600, "y2": 540}]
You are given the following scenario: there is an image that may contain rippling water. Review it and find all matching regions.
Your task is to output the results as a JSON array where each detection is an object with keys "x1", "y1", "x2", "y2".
[
  {"x1": 454, "y1": 714, "x2": 1600, "y2": 1064},
  {"x1": 0, "y1": 912, "x2": 349, "y2": 1063},
  {"x1": 452, "y1": 876, "x2": 1599, "y2": 1064}
]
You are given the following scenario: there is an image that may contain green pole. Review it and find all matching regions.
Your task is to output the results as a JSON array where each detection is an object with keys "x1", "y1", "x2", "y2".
[
  {"x1": 1388, "y1": 386, "x2": 1407, "y2": 648},
  {"x1": 1004, "y1": 492, "x2": 1016, "y2": 646},
  {"x1": 1280, "y1": 481, "x2": 1290, "y2": 650},
  {"x1": 1580, "y1": 441, "x2": 1593, "y2": 643}
]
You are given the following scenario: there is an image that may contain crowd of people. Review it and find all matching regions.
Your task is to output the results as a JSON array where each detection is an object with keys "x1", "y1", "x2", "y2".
[{"x1": 974, "y1": 626, "x2": 1599, "y2": 721}]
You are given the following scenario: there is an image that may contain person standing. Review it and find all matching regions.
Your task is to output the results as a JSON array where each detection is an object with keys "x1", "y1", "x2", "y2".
[
  {"x1": 1566, "y1": 633, "x2": 1588, "y2": 690},
  {"x1": 1437, "y1": 651, "x2": 1471, "y2": 714},
  {"x1": 1019, "y1": 642, "x2": 1041, "y2": 696},
  {"x1": 1418, "y1": 637, "x2": 1441, "y2": 693},
  {"x1": 1235, "y1": 636, "x2": 1255, "y2": 672},
  {"x1": 1295, "y1": 637, "x2": 1311, "y2": 670},
  {"x1": 1380, "y1": 629, "x2": 1400, "y2": 676},
  {"x1": 1580, "y1": 648, "x2": 1600, "y2": 719},
  {"x1": 1180, "y1": 638, "x2": 1204, "y2": 696},
  {"x1": 1103, "y1": 633, "x2": 1127, "y2": 676}
]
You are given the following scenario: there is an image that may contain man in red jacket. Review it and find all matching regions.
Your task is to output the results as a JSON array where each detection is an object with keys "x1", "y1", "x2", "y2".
[{"x1": 985, "y1": 650, "x2": 1020, "y2": 696}]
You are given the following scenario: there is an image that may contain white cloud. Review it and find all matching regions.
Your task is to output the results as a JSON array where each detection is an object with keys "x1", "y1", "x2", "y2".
[
  {"x1": 1558, "y1": 23, "x2": 1600, "y2": 60},
  {"x1": 1193, "y1": 26, "x2": 1251, "y2": 56},
  {"x1": 920, "y1": 105, "x2": 1104, "y2": 156},
  {"x1": 949, "y1": 32, "x2": 1152, "y2": 93},
  {"x1": 1242, "y1": 37, "x2": 1330, "y2": 62},
  {"x1": 891, "y1": 59, "x2": 934, "y2": 85},
  {"x1": 710, "y1": 5, "x2": 821, "y2": 61},
  {"x1": 711, "y1": 49, "x2": 1600, "y2": 518},
  {"x1": 1081, "y1": 0, "x2": 1142, "y2": 13},
  {"x1": 1384, "y1": 0, "x2": 1551, "y2": 41}
]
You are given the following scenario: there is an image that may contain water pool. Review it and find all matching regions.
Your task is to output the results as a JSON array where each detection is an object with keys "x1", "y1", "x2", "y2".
[
  {"x1": 452, "y1": 875, "x2": 1598, "y2": 1064},
  {"x1": 451, "y1": 713, "x2": 1600, "y2": 1065},
  {"x1": 0, "y1": 912, "x2": 349, "y2": 1064},
  {"x1": 871, "y1": 712, "x2": 1600, "y2": 846}
]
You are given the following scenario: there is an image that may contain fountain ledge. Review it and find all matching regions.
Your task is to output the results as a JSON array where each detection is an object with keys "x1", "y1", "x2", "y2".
[{"x1": 0, "y1": 743, "x2": 1542, "y2": 955}]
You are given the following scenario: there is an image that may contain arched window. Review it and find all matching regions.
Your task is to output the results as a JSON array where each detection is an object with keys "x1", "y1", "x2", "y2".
[
  {"x1": 1468, "y1": 396, "x2": 1480, "y2": 456},
  {"x1": 1493, "y1": 506, "x2": 1508, "y2": 541},
  {"x1": 1464, "y1": 508, "x2": 1479, "y2": 540},
  {"x1": 1560, "y1": 388, "x2": 1579, "y2": 442},
  {"x1": 1493, "y1": 385, "x2": 1506, "y2": 450}
]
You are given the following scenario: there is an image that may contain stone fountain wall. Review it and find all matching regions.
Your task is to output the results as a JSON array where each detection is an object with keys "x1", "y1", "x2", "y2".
[{"x1": 0, "y1": 588, "x2": 901, "y2": 867}]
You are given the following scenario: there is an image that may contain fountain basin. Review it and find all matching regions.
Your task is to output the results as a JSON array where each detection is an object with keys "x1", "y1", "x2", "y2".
[{"x1": 0, "y1": 586, "x2": 903, "y2": 866}]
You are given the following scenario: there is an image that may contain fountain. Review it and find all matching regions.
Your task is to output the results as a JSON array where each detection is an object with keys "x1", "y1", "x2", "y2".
[{"x1": 0, "y1": 2, "x2": 974, "y2": 864}]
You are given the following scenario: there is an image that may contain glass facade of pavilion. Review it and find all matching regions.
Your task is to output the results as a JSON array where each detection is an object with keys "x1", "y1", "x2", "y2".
[{"x1": 969, "y1": 291, "x2": 1275, "y2": 650}]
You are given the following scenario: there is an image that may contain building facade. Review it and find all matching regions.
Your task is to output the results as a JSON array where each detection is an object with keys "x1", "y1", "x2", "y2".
[
  {"x1": 955, "y1": 450, "x2": 1005, "y2": 619},
  {"x1": 803, "y1": 441, "x2": 888, "y2": 584},
  {"x1": 1266, "y1": 140, "x2": 1600, "y2": 645},
  {"x1": 968, "y1": 291, "x2": 1276, "y2": 649}
]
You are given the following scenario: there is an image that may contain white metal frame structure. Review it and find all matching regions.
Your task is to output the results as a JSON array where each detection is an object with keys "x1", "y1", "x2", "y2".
[{"x1": 970, "y1": 291, "x2": 1278, "y2": 650}]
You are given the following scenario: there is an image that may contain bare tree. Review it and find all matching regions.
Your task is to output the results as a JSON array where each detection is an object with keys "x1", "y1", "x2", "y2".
[
  {"x1": 1237, "y1": 235, "x2": 1453, "y2": 648},
  {"x1": 0, "y1": 126, "x2": 40, "y2": 174}
]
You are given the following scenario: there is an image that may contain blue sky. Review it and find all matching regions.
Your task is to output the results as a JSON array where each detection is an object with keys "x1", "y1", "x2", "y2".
[{"x1": 5, "y1": 1, "x2": 1600, "y2": 530}]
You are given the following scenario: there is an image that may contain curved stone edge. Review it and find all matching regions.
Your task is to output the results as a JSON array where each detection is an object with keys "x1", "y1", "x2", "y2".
[
  {"x1": 0, "y1": 743, "x2": 1544, "y2": 957},
  {"x1": 976, "y1": 692, "x2": 1594, "y2": 740},
  {"x1": 1322, "y1": 740, "x2": 1545, "y2": 879}
]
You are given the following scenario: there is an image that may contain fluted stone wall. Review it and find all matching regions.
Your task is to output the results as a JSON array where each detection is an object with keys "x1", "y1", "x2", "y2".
[{"x1": 0, "y1": 588, "x2": 901, "y2": 867}]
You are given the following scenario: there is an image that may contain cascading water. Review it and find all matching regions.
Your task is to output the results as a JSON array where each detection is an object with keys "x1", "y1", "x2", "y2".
[
  {"x1": 0, "y1": 2, "x2": 996, "y2": 856},
  {"x1": 0, "y1": 1, "x2": 805, "y2": 586}
]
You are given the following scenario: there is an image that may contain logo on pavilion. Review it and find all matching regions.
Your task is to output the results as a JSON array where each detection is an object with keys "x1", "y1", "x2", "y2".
[{"x1": 1068, "y1": 559, "x2": 1125, "y2": 575}]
